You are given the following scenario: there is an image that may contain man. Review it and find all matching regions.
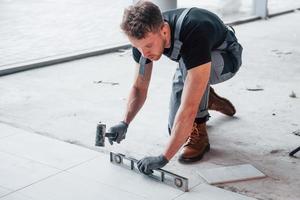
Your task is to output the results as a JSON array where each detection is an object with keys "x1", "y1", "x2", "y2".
[{"x1": 107, "y1": 0, "x2": 243, "y2": 175}]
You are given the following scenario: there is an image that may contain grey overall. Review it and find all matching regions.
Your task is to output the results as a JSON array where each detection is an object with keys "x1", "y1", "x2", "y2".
[{"x1": 139, "y1": 8, "x2": 243, "y2": 132}]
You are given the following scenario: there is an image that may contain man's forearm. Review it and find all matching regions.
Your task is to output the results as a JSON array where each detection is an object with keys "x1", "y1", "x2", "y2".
[
  {"x1": 123, "y1": 86, "x2": 147, "y2": 124},
  {"x1": 163, "y1": 106, "x2": 196, "y2": 160}
]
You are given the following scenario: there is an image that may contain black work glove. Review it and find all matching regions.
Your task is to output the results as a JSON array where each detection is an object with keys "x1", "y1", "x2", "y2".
[
  {"x1": 107, "y1": 121, "x2": 128, "y2": 145},
  {"x1": 137, "y1": 155, "x2": 169, "y2": 175}
]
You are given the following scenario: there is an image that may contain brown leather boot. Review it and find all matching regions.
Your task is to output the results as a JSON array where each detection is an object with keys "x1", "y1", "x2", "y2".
[
  {"x1": 208, "y1": 87, "x2": 236, "y2": 116},
  {"x1": 178, "y1": 122, "x2": 210, "y2": 163}
]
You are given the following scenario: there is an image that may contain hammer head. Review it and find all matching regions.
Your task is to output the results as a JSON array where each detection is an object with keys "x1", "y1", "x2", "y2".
[{"x1": 95, "y1": 122, "x2": 106, "y2": 147}]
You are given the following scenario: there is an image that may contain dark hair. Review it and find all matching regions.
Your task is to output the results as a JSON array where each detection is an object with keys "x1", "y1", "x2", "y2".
[{"x1": 120, "y1": 0, "x2": 163, "y2": 39}]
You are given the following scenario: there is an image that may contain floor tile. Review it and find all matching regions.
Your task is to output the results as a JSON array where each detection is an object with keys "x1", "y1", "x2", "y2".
[
  {"x1": 164, "y1": 159, "x2": 221, "y2": 188},
  {"x1": 174, "y1": 184, "x2": 256, "y2": 200},
  {"x1": 0, "y1": 131, "x2": 98, "y2": 170},
  {"x1": 0, "y1": 192, "x2": 36, "y2": 200},
  {"x1": 0, "y1": 151, "x2": 59, "y2": 190},
  {"x1": 0, "y1": 186, "x2": 12, "y2": 197},
  {"x1": 19, "y1": 172, "x2": 147, "y2": 200},
  {"x1": 0, "y1": 123, "x2": 25, "y2": 139},
  {"x1": 197, "y1": 164, "x2": 266, "y2": 184},
  {"x1": 67, "y1": 154, "x2": 184, "y2": 199}
]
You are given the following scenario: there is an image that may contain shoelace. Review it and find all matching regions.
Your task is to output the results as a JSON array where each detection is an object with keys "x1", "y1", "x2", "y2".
[{"x1": 187, "y1": 123, "x2": 202, "y2": 145}]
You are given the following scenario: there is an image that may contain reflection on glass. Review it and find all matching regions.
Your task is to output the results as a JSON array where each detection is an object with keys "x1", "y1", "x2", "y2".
[{"x1": 179, "y1": 0, "x2": 300, "y2": 22}]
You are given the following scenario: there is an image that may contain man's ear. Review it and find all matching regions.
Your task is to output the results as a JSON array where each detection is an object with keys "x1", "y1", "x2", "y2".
[{"x1": 161, "y1": 22, "x2": 169, "y2": 35}]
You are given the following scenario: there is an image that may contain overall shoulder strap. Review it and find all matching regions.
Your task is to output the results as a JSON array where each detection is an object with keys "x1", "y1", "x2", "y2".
[
  {"x1": 138, "y1": 56, "x2": 147, "y2": 75},
  {"x1": 170, "y1": 8, "x2": 192, "y2": 60}
]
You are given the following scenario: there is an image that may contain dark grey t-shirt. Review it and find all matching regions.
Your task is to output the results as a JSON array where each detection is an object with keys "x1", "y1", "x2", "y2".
[{"x1": 132, "y1": 7, "x2": 227, "y2": 70}]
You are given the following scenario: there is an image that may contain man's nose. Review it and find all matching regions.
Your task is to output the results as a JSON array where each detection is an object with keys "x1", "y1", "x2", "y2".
[{"x1": 141, "y1": 49, "x2": 150, "y2": 58}]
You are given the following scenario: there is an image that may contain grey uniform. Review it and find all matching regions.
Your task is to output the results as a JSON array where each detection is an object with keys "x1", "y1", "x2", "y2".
[{"x1": 132, "y1": 8, "x2": 243, "y2": 132}]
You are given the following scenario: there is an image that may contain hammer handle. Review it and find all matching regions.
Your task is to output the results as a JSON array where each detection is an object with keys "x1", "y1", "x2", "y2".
[{"x1": 105, "y1": 132, "x2": 116, "y2": 138}]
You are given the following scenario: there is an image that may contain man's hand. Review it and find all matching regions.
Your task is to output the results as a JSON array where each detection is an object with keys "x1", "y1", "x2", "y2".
[
  {"x1": 137, "y1": 155, "x2": 169, "y2": 175},
  {"x1": 107, "y1": 121, "x2": 128, "y2": 145}
]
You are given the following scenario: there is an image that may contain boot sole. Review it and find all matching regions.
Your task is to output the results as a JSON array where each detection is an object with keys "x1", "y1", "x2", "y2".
[{"x1": 178, "y1": 144, "x2": 210, "y2": 163}]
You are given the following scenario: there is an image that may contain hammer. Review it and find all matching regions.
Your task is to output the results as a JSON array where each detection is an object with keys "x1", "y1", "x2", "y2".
[{"x1": 95, "y1": 122, "x2": 116, "y2": 146}]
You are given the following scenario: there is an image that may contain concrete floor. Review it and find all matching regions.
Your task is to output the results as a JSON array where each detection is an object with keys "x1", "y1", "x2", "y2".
[{"x1": 0, "y1": 10, "x2": 300, "y2": 200}]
